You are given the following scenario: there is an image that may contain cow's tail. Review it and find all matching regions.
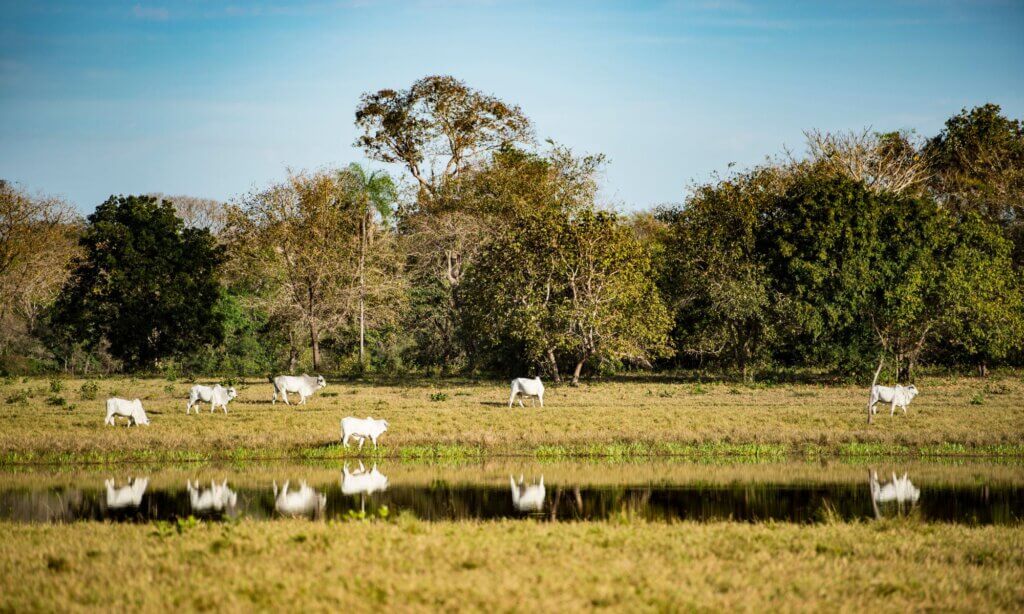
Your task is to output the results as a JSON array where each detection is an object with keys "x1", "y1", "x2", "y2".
[{"x1": 268, "y1": 375, "x2": 279, "y2": 393}]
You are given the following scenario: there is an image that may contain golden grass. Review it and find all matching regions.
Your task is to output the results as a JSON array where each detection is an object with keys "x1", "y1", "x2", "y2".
[
  {"x1": 1, "y1": 519, "x2": 1021, "y2": 611},
  {"x1": 1, "y1": 374, "x2": 1023, "y2": 462}
]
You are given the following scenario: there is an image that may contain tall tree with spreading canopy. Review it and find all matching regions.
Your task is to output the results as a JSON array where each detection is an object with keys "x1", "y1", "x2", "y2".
[
  {"x1": 355, "y1": 75, "x2": 533, "y2": 200},
  {"x1": 0, "y1": 181, "x2": 81, "y2": 364},
  {"x1": 50, "y1": 195, "x2": 223, "y2": 369}
]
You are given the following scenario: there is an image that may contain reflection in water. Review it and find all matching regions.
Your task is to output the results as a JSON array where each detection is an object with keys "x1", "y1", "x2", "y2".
[
  {"x1": 272, "y1": 481, "x2": 326, "y2": 519},
  {"x1": 341, "y1": 463, "x2": 389, "y2": 496},
  {"x1": 105, "y1": 478, "x2": 148, "y2": 510},
  {"x1": 187, "y1": 480, "x2": 238, "y2": 516},
  {"x1": 0, "y1": 464, "x2": 1021, "y2": 525},
  {"x1": 510, "y1": 475, "x2": 545, "y2": 513},
  {"x1": 870, "y1": 471, "x2": 921, "y2": 519}
]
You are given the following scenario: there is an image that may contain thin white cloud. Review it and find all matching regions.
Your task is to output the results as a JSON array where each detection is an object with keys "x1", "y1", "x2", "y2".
[{"x1": 132, "y1": 4, "x2": 170, "y2": 21}]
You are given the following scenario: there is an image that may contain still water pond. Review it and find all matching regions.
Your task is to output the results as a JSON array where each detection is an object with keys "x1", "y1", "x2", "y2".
[{"x1": 1, "y1": 460, "x2": 1021, "y2": 524}]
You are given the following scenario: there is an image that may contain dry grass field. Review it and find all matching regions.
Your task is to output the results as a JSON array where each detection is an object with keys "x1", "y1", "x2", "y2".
[
  {"x1": 1, "y1": 519, "x2": 1021, "y2": 612},
  {"x1": 1, "y1": 373, "x2": 1023, "y2": 463}
]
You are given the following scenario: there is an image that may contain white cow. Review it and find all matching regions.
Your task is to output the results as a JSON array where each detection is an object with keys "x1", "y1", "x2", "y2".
[
  {"x1": 105, "y1": 477, "x2": 149, "y2": 509},
  {"x1": 510, "y1": 474, "x2": 545, "y2": 512},
  {"x1": 867, "y1": 384, "x2": 918, "y2": 424},
  {"x1": 341, "y1": 416, "x2": 389, "y2": 450},
  {"x1": 870, "y1": 471, "x2": 921, "y2": 505},
  {"x1": 187, "y1": 480, "x2": 238, "y2": 513},
  {"x1": 270, "y1": 374, "x2": 326, "y2": 405},
  {"x1": 187, "y1": 384, "x2": 237, "y2": 415},
  {"x1": 509, "y1": 376, "x2": 544, "y2": 408},
  {"x1": 272, "y1": 480, "x2": 326, "y2": 518},
  {"x1": 104, "y1": 398, "x2": 150, "y2": 426},
  {"x1": 340, "y1": 462, "x2": 389, "y2": 496}
]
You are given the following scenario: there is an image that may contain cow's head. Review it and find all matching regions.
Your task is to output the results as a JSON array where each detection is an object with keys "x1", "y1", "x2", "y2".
[
  {"x1": 905, "y1": 384, "x2": 918, "y2": 400},
  {"x1": 132, "y1": 400, "x2": 150, "y2": 425},
  {"x1": 226, "y1": 387, "x2": 238, "y2": 400},
  {"x1": 316, "y1": 375, "x2": 327, "y2": 389}
]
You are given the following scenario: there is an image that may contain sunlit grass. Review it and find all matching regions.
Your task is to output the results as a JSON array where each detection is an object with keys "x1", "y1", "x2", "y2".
[
  {"x1": 1, "y1": 374, "x2": 1022, "y2": 463},
  {"x1": 1, "y1": 519, "x2": 1021, "y2": 611}
]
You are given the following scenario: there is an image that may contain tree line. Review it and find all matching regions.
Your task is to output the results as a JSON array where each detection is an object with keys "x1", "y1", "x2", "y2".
[{"x1": 1, "y1": 76, "x2": 1021, "y2": 382}]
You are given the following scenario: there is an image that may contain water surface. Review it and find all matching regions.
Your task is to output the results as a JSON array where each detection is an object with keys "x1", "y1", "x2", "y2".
[{"x1": 1, "y1": 460, "x2": 1021, "y2": 524}]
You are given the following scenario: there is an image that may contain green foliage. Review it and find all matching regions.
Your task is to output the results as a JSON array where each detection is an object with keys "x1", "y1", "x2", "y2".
[
  {"x1": 49, "y1": 195, "x2": 224, "y2": 369},
  {"x1": 429, "y1": 392, "x2": 449, "y2": 402},
  {"x1": 79, "y1": 380, "x2": 99, "y2": 400},
  {"x1": 48, "y1": 377, "x2": 63, "y2": 394}
]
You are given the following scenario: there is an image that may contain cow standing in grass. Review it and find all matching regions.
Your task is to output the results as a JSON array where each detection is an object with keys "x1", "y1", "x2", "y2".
[
  {"x1": 269, "y1": 374, "x2": 326, "y2": 405},
  {"x1": 104, "y1": 398, "x2": 150, "y2": 426},
  {"x1": 509, "y1": 377, "x2": 544, "y2": 408},
  {"x1": 186, "y1": 384, "x2": 237, "y2": 415}
]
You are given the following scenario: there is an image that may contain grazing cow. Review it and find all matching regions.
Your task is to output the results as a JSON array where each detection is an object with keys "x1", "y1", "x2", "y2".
[
  {"x1": 187, "y1": 480, "x2": 238, "y2": 513},
  {"x1": 340, "y1": 416, "x2": 389, "y2": 450},
  {"x1": 269, "y1": 374, "x2": 326, "y2": 405},
  {"x1": 510, "y1": 474, "x2": 545, "y2": 512},
  {"x1": 104, "y1": 398, "x2": 150, "y2": 426},
  {"x1": 340, "y1": 462, "x2": 389, "y2": 496},
  {"x1": 272, "y1": 480, "x2": 326, "y2": 518},
  {"x1": 186, "y1": 384, "x2": 237, "y2": 415},
  {"x1": 509, "y1": 376, "x2": 544, "y2": 408},
  {"x1": 104, "y1": 477, "x2": 149, "y2": 509}
]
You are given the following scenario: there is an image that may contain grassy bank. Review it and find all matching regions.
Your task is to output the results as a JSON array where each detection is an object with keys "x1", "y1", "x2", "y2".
[
  {"x1": 1, "y1": 374, "x2": 1022, "y2": 464},
  {"x1": 1, "y1": 519, "x2": 1021, "y2": 611}
]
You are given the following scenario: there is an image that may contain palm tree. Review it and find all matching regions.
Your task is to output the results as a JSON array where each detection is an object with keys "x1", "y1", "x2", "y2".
[{"x1": 338, "y1": 163, "x2": 398, "y2": 365}]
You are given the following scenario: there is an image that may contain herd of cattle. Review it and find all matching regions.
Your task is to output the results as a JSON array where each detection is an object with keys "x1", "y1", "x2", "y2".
[{"x1": 101, "y1": 374, "x2": 550, "y2": 448}]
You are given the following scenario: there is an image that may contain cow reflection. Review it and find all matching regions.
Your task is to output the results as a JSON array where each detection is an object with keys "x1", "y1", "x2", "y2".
[
  {"x1": 870, "y1": 471, "x2": 920, "y2": 518},
  {"x1": 187, "y1": 480, "x2": 238, "y2": 515},
  {"x1": 105, "y1": 477, "x2": 148, "y2": 509},
  {"x1": 341, "y1": 462, "x2": 388, "y2": 514},
  {"x1": 272, "y1": 480, "x2": 326, "y2": 519},
  {"x1": 510, "y1": 474, "x2": 545, "y2": 513},
  {"x1": 341, "y1": 463, "x2": 389, "y2": 496}
]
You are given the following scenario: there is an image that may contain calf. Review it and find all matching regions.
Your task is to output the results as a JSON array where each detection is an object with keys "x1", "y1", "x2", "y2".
[
  {"x1": 104, "y1": 398, "x2": 150, "y2": 426},
  {"x1": 341, "y1": 416, "x2": 389, "y2": 450},
  {"x1": 187, "y1": 384, "x2": 237, "y2": 415},
  {"x1": 270, "y1": 374, "x2": 326, "y2": 405},
  {"x1": 509, "y1": 376, "x2": 544, "y2": 408}
]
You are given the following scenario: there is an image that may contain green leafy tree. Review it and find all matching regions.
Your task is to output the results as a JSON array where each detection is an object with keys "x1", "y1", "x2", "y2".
[
  {"x1": 657, "y1": 165, "x2": 789, "y2": 379},
  {"x1": 926, "y1": 104, "x2": 1024, "y2": 264},
  {"x1": 462, "y1": 208, "x2": 671, "y2": 384},
  {"x1": 50, "y1": 195, "x2": 223, "y2": 369}
]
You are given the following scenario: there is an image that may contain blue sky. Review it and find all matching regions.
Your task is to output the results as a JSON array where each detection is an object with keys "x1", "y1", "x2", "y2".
[{"x1": 2, "y1": 0, "x2": 1022, "y2": 213}]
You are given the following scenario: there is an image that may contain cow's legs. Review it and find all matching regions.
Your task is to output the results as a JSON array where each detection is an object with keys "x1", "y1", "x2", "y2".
[
  {"x1": 371, "y1": 436, "x2": 378, "y2": 450},
  {"x1": 281, "y1": 391, "x2": 290, "y2": 405},
  {"x1": 342, "y1": 433, "x2": 350, "y2": 448},
  {"x1": 358, "y1": 437, "x2": 365, "y2": 450},
  {"x1": 508, "y1": 391, "x2": 516, "y2": 408},
  {"x1": 890, "y1": 400, "x2": 897, "y2": 417},
  {"x1": 538, "y1": 395, "x2": 544, "y2": 408}
]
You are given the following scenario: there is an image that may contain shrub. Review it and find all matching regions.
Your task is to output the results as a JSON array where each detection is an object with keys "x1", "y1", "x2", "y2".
[
  {"x1": 5, "y1": 389, "x2": 29, "y2": 404},
  {"x1": 429, "y1": 392, "x2": 449, "y2": 402},
  {"x1": 48, "y1": 378, "x2": 64, "y2": 394},
  {"x1": 79, "y1": 381, "x2": 99, "y2": 400},
  {"x1": 46, "y1": 395, "x2": 67, "y2": 407}
]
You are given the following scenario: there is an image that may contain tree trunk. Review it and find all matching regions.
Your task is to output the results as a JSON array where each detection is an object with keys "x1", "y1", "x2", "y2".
[
  {"x1": 358, "y1": 216, "x2": 366, "y2": 365},
  {"x1": 310, "y1": 321, "x2": 321, "y2": 371},
  {"x1": 547, "y1": 349, "x2": 561, "y2": 383},
  {"x1": 571, "y1": 357, "x2": 586, "y2": 386},
  {"x1": 288, "y1": 329, "x2": 298, "y2": 374},
  {"x1": 978, "y1": 362, "x2": 988, "y2": 378}
]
